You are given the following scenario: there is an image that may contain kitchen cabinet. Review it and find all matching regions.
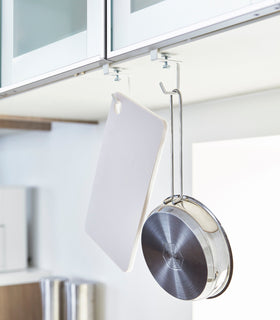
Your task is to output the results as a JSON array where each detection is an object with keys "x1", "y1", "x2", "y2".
[
  {"x1": 1, "y1": 0, "x2": 105, "y2": 87},
  {"x1": 108, "y1": 0, "x2": 280, "y2": 60},
  {"x1": 0, "y1": 187, "x2": 28, "y2": 273},
  {"x1": 0, "y1": 0, "x2": 279, "y2": 98}
]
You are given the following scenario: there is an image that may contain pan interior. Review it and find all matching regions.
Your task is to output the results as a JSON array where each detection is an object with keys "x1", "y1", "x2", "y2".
[{"x1": 142, "y1": 211, "x2": 208, "y2": 300}]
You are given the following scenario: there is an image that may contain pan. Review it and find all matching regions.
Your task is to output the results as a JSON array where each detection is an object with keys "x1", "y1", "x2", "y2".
[{"x1": 141, "y1": 85, "x2": 233, "y2": 300}]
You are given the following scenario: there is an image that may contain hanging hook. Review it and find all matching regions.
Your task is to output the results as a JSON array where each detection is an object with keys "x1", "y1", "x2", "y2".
[
  {"x1": 172, "y1": 88, "x2": 183, "y2": 205},
  {"x1": 159, "y1": 61, "x2": 180, "y2": 94},
  {"x1": 159, "y1": 82, "x2": 177, "y2": 96},
  {"x1": 160, "y1": 81, "x2": 183, "y2": 205}
]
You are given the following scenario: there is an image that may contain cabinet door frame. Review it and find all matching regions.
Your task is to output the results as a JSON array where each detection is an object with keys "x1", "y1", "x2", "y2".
[
  {"x1": 107, "y1": 0, "x2": 280, "y2": 62},
  {"x1": 0, "y1": 0, "x2": 106, "y2": 97}
]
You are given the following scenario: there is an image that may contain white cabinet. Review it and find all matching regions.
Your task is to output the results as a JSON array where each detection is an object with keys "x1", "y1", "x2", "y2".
[
  {"x1": 0, "y1": 187, "x2": 27, "y2": 272},
  {"x1": 108, "y1": 0, "x2": 280, "y2": 59},
  {"x1": 0, "y1": 0, "x2": 280, "y2": 95},
  {"x1": 1, "y1": 0, "x2": 105, "y2": 87}
]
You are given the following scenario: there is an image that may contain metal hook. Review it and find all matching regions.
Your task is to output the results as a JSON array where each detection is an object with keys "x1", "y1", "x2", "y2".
[
  {"x1": 113, "y1": 69, "x2": 121, "y2": 81},
  {"x1": 160, "y1": 82, "x2": 183, "y2": 205},
  {"x1": 159, "y1": 82, "x2": 177, "y2": 96},
  {"x1": 172, "y1": 88, "x2": 183, "y2": 205},
  {"x1": 162, "y1": 53, "x2": 170, "y2": 69}
]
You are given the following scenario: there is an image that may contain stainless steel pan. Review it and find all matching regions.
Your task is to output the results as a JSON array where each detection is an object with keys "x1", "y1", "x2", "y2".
[{"x1": 141, "y1": 85, "x2": 233, "y2": 300}]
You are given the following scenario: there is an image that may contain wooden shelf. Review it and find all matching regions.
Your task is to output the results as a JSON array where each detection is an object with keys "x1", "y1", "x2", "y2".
[
  {"x1": 0, "y1": 268, "x2": 51, "y2": 286},
  {"x1": 0, "y1": 118, "x2": 51, "y2": 131}
]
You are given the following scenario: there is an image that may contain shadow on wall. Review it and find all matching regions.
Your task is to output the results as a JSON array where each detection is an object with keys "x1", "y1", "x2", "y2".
[{"x1": 27, "y1": 188, "x2": 38, "y2": 267}]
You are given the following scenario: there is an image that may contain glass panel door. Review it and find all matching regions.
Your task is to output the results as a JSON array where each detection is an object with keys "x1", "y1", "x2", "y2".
[
  {"x1": 13, "y1": 0, "x2": 87, "y2": 57},
  {"x1": 1, "y1": 0, "x2": 104, "y2": 87},
  {"x1": 131, "y1": 0, "x2": 164, "y2": 13},
  {"x1": 110, "y1": 0, "x2": 274, "y2": 52}
]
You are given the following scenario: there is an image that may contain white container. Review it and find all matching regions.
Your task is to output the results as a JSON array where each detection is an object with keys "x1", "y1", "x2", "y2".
[{"x1": 0, "y1": 187, "x2": 28, "y2": 272}]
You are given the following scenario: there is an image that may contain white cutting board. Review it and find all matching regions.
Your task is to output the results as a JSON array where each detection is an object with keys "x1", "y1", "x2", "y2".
[{"x1": 86, "y1": 92, "x2": 166, "y2": 271}]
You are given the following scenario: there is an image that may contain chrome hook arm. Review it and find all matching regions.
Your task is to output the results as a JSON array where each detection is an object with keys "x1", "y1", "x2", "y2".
[
  {"x1": 160, "y1": 82, "x2": 183, "y2": 205},
  {"x1": 159, "y1": 82, "x2": 177, "y2": 96},
  {"x1": 172, "y1": 88, "x2": 183, "y2": 204}
]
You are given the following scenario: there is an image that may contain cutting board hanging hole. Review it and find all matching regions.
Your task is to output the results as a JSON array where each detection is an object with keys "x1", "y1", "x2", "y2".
[
  {"x1": 115, "y1": 101, "x2": 122, "y2": 115},
  {"x1": 112, "y1": 94, "x2": 122, "y2": 115}
]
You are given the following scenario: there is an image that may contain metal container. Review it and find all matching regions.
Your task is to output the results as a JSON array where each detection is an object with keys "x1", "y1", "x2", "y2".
[
  {"x1": 40, "y1": 277, "x2": 68, "y2": 320},
  {"x1": 69, "y1": 279, "x2": 96, "y2": 320}
]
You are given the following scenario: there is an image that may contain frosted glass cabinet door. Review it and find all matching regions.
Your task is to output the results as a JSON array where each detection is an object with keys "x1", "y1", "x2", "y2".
[
  {"x1": 1, "y1": 0, "x2": 104, "y2": 87},
  {"x1": 110, "y1": 0, "x2": 275, "y2": 52}
]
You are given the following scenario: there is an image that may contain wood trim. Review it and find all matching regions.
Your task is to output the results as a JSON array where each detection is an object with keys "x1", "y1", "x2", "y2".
[
  {"x1": 0, "y1": 283, "x2": 42, "y2": 320},
  {"x1": 0, "y1": 115, "x2": 98, "y2": 125},
  {"x1": 0, "y1": 115, "x2": 99, "y2": 131},
  {"x1": 0, "y1": 119, "x2": 51, "y2": 131}
]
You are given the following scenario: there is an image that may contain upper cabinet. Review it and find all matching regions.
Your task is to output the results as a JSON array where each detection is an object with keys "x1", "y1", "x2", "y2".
[
  {"x1": 1, "y1": 0, "x2": 105, "y2": 87},
  {"x1": 108, "y1": 0, "x2": 280, "y2": 59},
  {"x1": 0, "y1": 0, "x2": 279, "y2": 96}
]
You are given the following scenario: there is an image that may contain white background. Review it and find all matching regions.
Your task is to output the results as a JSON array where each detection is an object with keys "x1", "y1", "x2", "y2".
[{"x1": 192, "y1": 136, "x2": 280, "y2": 319}]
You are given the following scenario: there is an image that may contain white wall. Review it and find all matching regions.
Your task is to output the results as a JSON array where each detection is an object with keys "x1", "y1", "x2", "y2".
[
  {"x1": 0, "y1": 87, "x2": 280, "y2": 319},
  {"x1": 192, "y1": 135, "x2": 280, "y2": 320}
]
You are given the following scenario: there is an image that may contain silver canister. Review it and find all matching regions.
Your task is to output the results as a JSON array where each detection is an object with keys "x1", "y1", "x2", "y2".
[
  {"x1": 69, "y1": 279, "x2": 96, "y2": 320},
  {"x1": 40, "y1": 277, "x2": 68, "y2": 320}
]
